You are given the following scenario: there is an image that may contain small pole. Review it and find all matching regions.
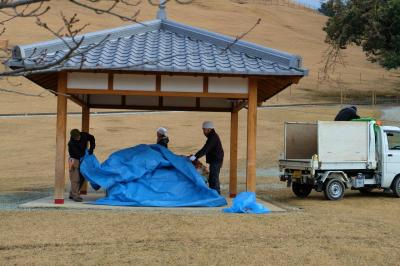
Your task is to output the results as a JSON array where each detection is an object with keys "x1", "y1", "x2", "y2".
[
  {"x1": 372, "y1": 90, "x2": 375, "y2": 105},
  {"x1": 340, "y1": 88, "x2": 343, "y2": 105}
]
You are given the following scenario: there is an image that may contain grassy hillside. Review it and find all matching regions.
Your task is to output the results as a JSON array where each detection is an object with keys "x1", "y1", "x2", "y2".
[{"x1": 0, "y1": 0, "x2": 397, "y2": 113}]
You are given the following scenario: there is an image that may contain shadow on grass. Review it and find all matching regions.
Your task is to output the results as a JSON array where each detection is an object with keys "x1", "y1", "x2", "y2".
[{"x1": 0, "y1": 187, "x2": 52, "y2": 210}]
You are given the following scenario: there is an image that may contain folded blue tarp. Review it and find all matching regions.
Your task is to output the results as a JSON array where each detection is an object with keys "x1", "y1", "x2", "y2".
[
  {"x1": 223, "y1": 192, "x2": 270, "y2": 214},
  {"x1": 80, "y1": 144, "x2": 227, "y2": 207}
]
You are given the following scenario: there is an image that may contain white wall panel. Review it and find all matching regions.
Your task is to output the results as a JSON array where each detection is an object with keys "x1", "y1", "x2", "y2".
[
  {"x1": 161, "y1": 76, "x2": 203, "y2": 92},
  {"x1": 89, "y1": 95, "x2": 121, "y2": 105},
  {"x1": 318, "y1": 121, "x2": 369, "y2": 162},
  {"x1": 200, "y1": 98, "x2": 232, "y2": 108},
  {"x1": 67, "y1": 72, "x2": 108, "y2": 90},
  {"x1": 209, "y1": 77, "x2": 248, "y2": 93},
  {"x1": 126, "y1": 96, "x2": 159, "y2": 106},
  {"x1": 114, "y1": 74, "x2": 156, "y2": 91},
  {"x1": 163, "y1": 97, "x2": 196, "y2": 107}
]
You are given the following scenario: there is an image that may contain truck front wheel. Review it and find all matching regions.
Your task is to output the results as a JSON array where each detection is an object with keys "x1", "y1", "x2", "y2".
[
  {"x1": 392, "y1": 176, "x2": 400, "y2": 198},
  {"x1": 324, "y1": 179, "x2": 345, "y2": 200},
  {"x1": 292, "y1": 183, "x2": 313, "y2": 198}
]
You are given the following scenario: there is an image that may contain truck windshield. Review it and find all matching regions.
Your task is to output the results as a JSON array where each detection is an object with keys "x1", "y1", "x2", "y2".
[{"x1": 386, "y1": 131, "x2": 400, "y2": 150}]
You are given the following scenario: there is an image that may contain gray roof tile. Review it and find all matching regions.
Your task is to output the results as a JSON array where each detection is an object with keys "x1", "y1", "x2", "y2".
[{"x1": 8, "y1": 19, "x2": 308, "y2": 76}]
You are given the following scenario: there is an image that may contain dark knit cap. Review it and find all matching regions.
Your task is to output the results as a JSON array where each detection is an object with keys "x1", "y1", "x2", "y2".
[{"x1": 70, "y1": 129, "x2": 80, "y2": 139}]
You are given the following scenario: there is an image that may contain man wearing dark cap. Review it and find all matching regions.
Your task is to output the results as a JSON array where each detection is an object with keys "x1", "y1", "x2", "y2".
[
  {"x1": 68, "y1": 129, "x2": 96, "y2": 202},
  {"x1": 190, "y1": 121, "x2": 224, "y2": 194},
  {"x1": 334, "y1": 106, "x2": 360, "y2": 121}
]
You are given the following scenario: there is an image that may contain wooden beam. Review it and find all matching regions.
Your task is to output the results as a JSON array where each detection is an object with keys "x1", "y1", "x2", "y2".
[
  {"x1": 88, "y1": 104, "x2": 231, "y2": 112},
  {"x1": 229, "y1": 110, "x2": 239, "y2": 198},
  {"x1": 66, "y1": 88, "x2": 248, "y2": 99},
  {"x1": 232, "y1": 100, "x2": 248, "y2": 113},
  {"x1": 108, "y1": 73, "x2": 114, "y2": 90},
  {"x1": 203, "y1": 76, "x2": 208, "y2": 93},
  {"x1": 54, "y1": 72, "x2": 68, "y2": 204},
  {"x1": 246, "y1": 78, "x2": 258, "y2": 192},
  {"x1": 81, "y1": 105, "x2": 90, "y2": 133},
  {"x1": 80, "y1": 105, "x2": 90, "y2": 195},
  {"x1": 156, "y1": 75, "x2": 161, "y2": 92},
  {"x1": 68, "y1": 95, "x2": 85, "y2": 107}
]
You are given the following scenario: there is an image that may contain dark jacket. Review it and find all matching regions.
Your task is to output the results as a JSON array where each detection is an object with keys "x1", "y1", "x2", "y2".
[
  {"x1": 334, "y1": 107, "x2": 360, "y2": 121},
  {"x1": 157, "y1": 136, "x2": 169, "y2": 148},
  {"x1": 195, "y1": 129, "x2": 224, "y2": 164},
  {"x1": 68, "y1": 132, "x2": 96, "y2": 160}
]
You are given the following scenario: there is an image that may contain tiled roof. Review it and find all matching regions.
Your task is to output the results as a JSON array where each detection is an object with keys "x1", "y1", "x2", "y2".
[{"x1": 8, "y1": 19, "x2": 307, "y2": 76}]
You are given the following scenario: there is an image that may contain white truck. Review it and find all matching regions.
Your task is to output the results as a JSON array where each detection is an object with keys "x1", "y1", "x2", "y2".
[{"x1": 279, "y1": 121, "x2": 400, "y2": 200}]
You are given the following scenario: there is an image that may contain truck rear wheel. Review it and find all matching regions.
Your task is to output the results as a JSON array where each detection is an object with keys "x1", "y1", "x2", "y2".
[
  {"x1": 324, "y1": 179, "x2": 345, "y2": 200},
  {"x1": 392, "y1": 176, "x2": 400, "y2": 198},
  {"x1": 292, "y1": 183, "x2": 313, "y2": 198}
]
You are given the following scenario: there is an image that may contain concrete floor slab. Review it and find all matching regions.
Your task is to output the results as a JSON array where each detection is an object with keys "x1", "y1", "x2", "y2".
[{"x1": 19, "y1": 192, "x2": 287, "y2": 213}]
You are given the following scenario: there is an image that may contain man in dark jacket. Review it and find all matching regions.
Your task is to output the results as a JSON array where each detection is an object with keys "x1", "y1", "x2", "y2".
[
  {"x1": 190, "y1": 121, "x2": 224, "y2": 194},
  {"x1": 334, "y1": 106, "x2": 360, "y2": 121},
  {"x1": 68, "y1": 129, "x2": 96, "y2": 202}
]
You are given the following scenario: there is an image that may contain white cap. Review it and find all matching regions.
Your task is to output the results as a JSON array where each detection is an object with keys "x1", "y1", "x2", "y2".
[
  {"x1": 157, "y1": 127, "x2": 168, "y2": 136},
  {"x1": 202, "y1": 121, "x2": 214, "y2": 129}
]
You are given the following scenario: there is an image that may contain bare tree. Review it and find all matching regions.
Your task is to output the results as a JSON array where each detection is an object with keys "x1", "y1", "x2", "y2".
[{"x1": 0, "y1": 0, "x2": 261, "y2": 96}]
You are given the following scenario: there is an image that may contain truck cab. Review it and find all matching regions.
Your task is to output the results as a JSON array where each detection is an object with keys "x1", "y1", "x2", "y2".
[
  {"x1": 381, "y1": 126, "x2": 400, "y2": 189},
  {"x1": 279, "y1": 121, "x2": 400, "y2": 200}
]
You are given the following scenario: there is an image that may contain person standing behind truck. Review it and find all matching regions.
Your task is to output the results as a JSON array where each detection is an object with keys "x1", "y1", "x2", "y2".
[
  {"x1": 334, "y1": 106, "x2": 360, "y2": 121},
  {"x1": 68, "y1": 129, "x2": 96, "y2": 202},
  {"x1": 190, "y1": 121, "x2": 224, "y2": 195}
]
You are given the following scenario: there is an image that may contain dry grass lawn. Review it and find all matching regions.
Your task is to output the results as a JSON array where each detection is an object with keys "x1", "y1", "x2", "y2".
[{"x1": 1, "y1": 189, "x2": 399, "y2": 265}]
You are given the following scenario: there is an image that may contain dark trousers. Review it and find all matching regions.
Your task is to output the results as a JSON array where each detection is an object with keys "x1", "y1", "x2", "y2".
[{"x1": 209, "y1": 162, "x2": 222, "y2": 194}]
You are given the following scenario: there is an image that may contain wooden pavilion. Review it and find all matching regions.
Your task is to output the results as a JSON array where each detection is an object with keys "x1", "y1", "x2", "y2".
[{"x1": 7, "y1": 3, "x2": 307, "y2": 204}]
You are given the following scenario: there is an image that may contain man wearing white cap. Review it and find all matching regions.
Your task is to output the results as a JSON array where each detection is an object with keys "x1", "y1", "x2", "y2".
[
  {"x1": 156, "y1": 127, "x2": 169, "y2": 148},
  {"x1": 190, "y1": 121, "x2": 224, "y2": 194}
]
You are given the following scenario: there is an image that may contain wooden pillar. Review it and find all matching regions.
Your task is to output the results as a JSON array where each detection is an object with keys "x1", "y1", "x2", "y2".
[
  {"x1": 229, "y1": 111, "x2": 239, "y2": 198},
  {"x1": 80, "y1": 105, "x2": 90, "y2": 195},
  {"x1": 54, "y1": 72, "x2": 68, "y2": 204},
  {"x1": 246, "y1": 79, "x2": 257, "y2": 192}
]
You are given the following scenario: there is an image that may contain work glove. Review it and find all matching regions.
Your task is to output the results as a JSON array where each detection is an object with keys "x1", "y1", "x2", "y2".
[{"x1": 189, "y1": 155, "x2": 196, "y2": 162}]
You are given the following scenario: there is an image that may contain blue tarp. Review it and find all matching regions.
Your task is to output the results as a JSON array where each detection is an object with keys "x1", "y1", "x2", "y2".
[
  {"x1": 80, "y1": 144, "x2": 227, "y2": 207},
  {"x1": 223, "y1": 192, "x2": 270, "y2": 214}
]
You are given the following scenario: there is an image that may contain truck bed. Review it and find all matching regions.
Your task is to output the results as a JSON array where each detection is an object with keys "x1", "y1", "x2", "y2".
[
  {"x1": 279, "y1": 159, "x2": 374, "y2": 171},
  {"x1": 281, "y1": 121, "x2": 377, "y2": 171},
  {"x1": 279, "y1": 159, "x2": 313, "y2": 171}
]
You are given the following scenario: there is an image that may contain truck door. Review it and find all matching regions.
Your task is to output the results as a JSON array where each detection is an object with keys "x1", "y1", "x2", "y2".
[{"x1": 384, "y1": 131, "x2": 400, "y2": 187}]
